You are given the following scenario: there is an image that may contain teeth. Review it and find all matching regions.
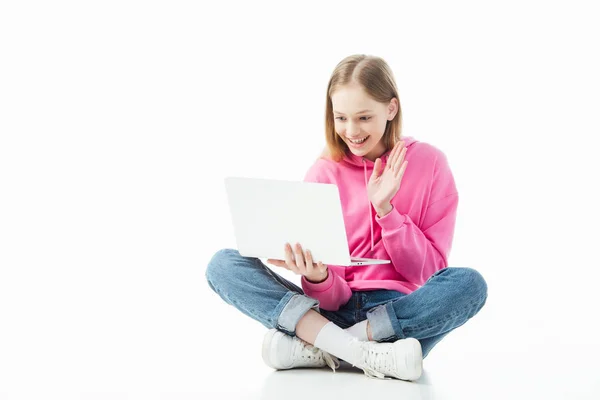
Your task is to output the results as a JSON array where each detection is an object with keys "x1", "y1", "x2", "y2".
[{"x1": 350, "y1": 137, "x2": 368, "y2": 144}]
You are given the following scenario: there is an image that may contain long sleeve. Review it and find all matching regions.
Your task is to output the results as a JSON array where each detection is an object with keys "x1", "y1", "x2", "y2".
[
  {"x1": 301, "y1": 266, "x2": 352, "y2": 311},
  {"x1": 375, "y1": 152, "x2": 459, "y2": 286},
  {"x1": 300, "y1": 159, "x2": 353, "y2": 311}
]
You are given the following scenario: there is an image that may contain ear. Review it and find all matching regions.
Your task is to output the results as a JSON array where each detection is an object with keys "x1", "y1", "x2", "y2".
[{"x1": 387, "y1": 98, "x2": 399, "y2": 121}]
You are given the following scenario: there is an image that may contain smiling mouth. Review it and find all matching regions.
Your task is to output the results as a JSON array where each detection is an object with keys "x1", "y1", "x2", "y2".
[{"x1": 348, "y1": 135, "x2": 370, "y2": 145}]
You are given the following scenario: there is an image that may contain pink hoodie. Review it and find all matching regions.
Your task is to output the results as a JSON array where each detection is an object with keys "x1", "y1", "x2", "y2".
[{"x1": 300, "y1": 136, "x2": 459, "y2": 311}]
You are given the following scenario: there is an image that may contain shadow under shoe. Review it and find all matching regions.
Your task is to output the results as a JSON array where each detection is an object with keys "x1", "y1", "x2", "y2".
[{"x1": 262, "y1": 329, "x2": 340, "y2": 372}]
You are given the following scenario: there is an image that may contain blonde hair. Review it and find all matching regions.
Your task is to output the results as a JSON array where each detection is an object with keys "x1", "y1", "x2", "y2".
[{"x1": 320, "y1": 54, "x2": 403, "y2": 162}]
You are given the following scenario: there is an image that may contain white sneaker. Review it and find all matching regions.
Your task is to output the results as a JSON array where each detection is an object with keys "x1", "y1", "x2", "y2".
[
  {"x1": 262, "y1": 329, "x2": 340, "y2": 372},
  {"x1": 354, "y1": 337, "x2": 423, "y2": 381}
]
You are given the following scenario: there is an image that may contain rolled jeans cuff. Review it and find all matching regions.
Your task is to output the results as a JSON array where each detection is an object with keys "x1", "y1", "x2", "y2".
[
  {"x1": 275, "y1": 292, "x2": 320, "y2": 336},
  {"x1": 366, "y1": 302, "x2": 405, "y2": 342}
]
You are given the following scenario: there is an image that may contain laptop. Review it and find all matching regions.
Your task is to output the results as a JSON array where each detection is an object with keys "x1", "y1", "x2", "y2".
[{"x1": 224, "y1": 176, "x2": 391, "y2": 266}]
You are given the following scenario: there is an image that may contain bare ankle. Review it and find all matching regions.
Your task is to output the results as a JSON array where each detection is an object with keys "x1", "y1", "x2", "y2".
[{"x1": 296, "y1": 309, "x2": 330, "y2": 344}]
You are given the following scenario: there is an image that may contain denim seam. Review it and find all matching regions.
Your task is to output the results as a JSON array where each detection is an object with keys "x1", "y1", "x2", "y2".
[
  {"x1": 272, "y1": 291, "x2": 296, "y2": 332},
  {"x1": 276, "y1": 292, "x2": 319, "y2": 335},
  {"x1": 367, "y1": 302, "x2": 401, "y2": 342}
]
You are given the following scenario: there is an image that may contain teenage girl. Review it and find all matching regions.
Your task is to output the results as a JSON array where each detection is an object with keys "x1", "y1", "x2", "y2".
[{"x1": 205, "y1": 54, "x2": 488, "y2": 381}]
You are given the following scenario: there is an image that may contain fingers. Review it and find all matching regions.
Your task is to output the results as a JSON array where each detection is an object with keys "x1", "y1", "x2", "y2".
[
  {"x1": 305, "y1": 248, "x2": 315, "y2": 276},
  {"x1": 317, "y1": 261, "x2": 328, "y2": 278},
  {"x1": 387, "y1": 140, "x2": 404, "y2": 170},
  {"x1": 284, "y1": 243, "x2": 300, "y2": 274},
  {"x1": 267, "y1": 259, "x2": 288, "y2": 269},
  {"x1": 304, "y1": 249, "x2": 326, "y2": 276},
  {"x1": 305, "y1": 249, "x2": 328, "y2": 281},
  {"x1": 395, "y1": 159, "x2": 408, "y2": 178},
  {"x1": 369, "y1": 158, "x2": 382, "y2": 181},
  {"x1": 283, "y1": 243, "x2": 308, "y2": 275},
  {"x1": 277, "y1": 243, "x2": 325, "y2": 278},
  {"x1": 268, "y1": 258, "x2": 299, "y2": 275},
  {"x1": 293, "y1": 243, "x2": 307, "y2": 272},
  {"x1": 393, "y1": 146, "x2": 407, "y2": 174},
  {"x1": 387, "y1": 143, "x2": 399, "y2": 170}
]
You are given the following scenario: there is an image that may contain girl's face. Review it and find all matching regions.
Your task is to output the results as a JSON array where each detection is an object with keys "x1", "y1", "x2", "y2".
[{"x1": 331, "y1": 83, "x2": 398, "y2": 162}]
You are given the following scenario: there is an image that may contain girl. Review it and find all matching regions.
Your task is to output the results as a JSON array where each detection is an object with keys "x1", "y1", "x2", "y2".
[{"x1": 205, "y1": 54, "x2": 488, "y2": 381}]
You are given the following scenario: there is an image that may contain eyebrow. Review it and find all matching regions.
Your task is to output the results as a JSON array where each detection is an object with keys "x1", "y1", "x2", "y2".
[{"x1": 333, "y1": 109, "x2": 373, "y2": 115}]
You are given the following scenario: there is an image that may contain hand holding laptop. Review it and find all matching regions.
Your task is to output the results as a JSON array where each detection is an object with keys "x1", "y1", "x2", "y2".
[{"x1": 267, "y1": 242, "x2": 328, "y2": 283}]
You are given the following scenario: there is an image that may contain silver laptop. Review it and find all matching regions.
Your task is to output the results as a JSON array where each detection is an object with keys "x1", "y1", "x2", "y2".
[{"x1": 224, "y1": 176, "x2": 391, "y2": 266}]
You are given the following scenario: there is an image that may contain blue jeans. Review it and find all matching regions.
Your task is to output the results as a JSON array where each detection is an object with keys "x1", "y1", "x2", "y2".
[{"x1": 205, "y1": 249, "x2": 488, "y2": 359}]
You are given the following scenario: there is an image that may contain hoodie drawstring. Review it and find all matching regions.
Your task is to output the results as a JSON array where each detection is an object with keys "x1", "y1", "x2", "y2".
[{"x1": 363, "y1": 159, "x2": 374, "y2": 252}]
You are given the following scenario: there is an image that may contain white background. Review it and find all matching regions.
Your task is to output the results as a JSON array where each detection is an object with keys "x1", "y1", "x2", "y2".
[{"x1": 1, "y1": 1, "x2": 599, "y2": 399}]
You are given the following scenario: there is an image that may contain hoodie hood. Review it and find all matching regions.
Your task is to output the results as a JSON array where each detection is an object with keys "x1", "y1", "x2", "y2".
[{"x1": 340, "y1": 136, "x2": 418, "y2": 252}]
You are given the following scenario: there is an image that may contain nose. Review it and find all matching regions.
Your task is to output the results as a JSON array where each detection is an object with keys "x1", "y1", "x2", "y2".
[{"x1": 346, "y1": 121, "x2": 361, "y2": 137}]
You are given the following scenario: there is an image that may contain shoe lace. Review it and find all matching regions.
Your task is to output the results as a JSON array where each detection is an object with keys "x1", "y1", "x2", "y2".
[
  {"x1": 356, "y1": 342, "x2": 392, "y2": 380},
  {"x1": 296, "y1": 340, "x2": 340, "y2": 372},
  {"x1": 320, "y1": 350, "x2": 341, "y2": 372}
]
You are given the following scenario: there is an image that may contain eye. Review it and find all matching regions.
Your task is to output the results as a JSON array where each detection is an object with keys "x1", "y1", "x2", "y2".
[{"x1": 334, "y1": 116, "x2": 371, "y2": 121}]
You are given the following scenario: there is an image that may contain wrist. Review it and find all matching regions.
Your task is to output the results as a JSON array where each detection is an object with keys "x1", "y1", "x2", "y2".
[
  {"x1": 305, "y1": 270, "x2": 328, "y2": 284},
  {"x1": 374, "y1": 203, "x2": 393, "y2": 217}
]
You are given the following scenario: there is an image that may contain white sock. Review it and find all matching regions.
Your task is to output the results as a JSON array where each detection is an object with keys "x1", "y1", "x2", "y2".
[
  {"x1": 314, "y1": 322, "x2": 364, "y2": 367},
  {"x1": 344, "y1": 320, "x2": 370, "y2": 341}
]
